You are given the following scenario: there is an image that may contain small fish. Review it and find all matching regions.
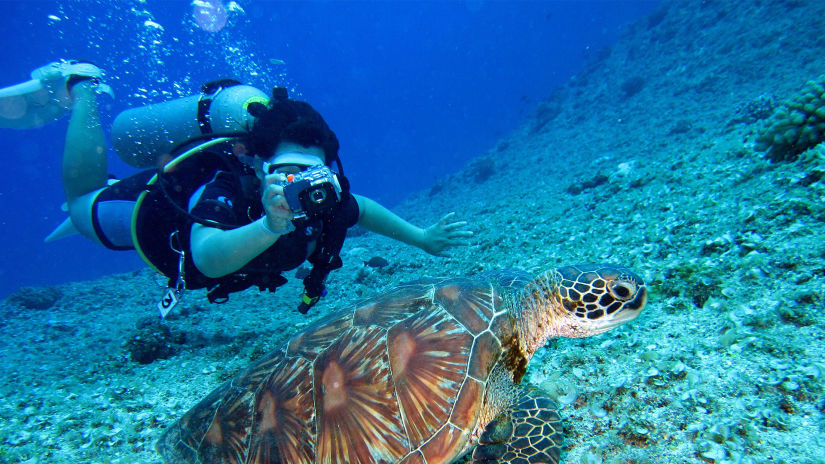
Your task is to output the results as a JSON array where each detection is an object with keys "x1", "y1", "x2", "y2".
[
  {"x1": 364, "y1": 256, "x2": 389, "y2": 268},
  {"x1": 269, "y1": 58, "x2": 286, "y2": 66}
]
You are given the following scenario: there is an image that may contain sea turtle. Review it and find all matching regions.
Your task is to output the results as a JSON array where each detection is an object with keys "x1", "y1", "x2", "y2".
[{"x1": 158, "y1": 264, "x2": 647, "y2": 464}]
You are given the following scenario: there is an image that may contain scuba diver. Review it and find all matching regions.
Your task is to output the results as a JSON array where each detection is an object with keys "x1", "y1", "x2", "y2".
[{"x1": 1, "y1": 60, "x2": 472, "y2": 315}]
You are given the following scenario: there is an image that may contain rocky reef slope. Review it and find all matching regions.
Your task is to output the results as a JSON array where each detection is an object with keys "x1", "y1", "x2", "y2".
[{"x1": 1, "y1": 1, "x2": 824, "y2": 462}]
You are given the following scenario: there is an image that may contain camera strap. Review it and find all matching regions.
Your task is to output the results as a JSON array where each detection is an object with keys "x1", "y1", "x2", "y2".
[
  {"x1": 300, "y1": 250, "x2": 343, "y2": 314},
  {"x1": 299, "y1": 177, "x2": 351, "y2": 314}
]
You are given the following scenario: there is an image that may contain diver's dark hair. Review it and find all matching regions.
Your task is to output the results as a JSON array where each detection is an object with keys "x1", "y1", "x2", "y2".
[{"x1": 250, "y1": 94, "x2": 340, "y2": 166}]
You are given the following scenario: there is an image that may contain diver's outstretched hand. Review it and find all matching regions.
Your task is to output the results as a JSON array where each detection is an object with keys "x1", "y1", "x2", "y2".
[{"x1": 422, "y1": 212, "x2": 473, "y2": 257}]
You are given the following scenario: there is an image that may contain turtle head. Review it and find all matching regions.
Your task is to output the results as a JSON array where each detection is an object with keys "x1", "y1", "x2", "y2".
[
  {"x1": 518, "y1": 264, "x2": 646, "y2": 356},
  {"x1": 552, "y1": 264, "x2": 646, "y2": 335}
]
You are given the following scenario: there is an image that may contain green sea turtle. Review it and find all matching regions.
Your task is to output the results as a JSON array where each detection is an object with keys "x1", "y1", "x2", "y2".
[{"x1": 157, "y1": 264, "x2": 647, "y2": 464}]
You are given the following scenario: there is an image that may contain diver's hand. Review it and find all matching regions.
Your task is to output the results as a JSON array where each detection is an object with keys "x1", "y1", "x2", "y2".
[
  {"x1": 261, "y1": 173, "x2": 295, "y2": 235},
  {"x1": 422, "y1": 212, "x2": 473, "y2": 257}
]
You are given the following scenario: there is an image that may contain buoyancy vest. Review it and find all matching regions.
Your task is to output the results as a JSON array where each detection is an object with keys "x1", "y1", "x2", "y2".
[{"x1": 131, "y1": 137, "x2": 351, "y2": 309}]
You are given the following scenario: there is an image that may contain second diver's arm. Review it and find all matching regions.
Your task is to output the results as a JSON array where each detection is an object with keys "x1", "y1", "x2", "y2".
[
  {"x1": 353, "y1": 194, "x2": 427, "y2": 249},
  {"x1": 353, "y1": 194, "x2": 471, "y2": 257}
]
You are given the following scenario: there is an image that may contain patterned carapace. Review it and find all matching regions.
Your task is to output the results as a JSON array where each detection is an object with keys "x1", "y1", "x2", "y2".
[{"x1": 158, "y1": 264, "x2": 647, "y2": 464}]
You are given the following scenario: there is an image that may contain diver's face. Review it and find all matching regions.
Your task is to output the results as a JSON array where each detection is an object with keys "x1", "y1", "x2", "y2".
[{"x1": 259, "y1": 142, "x2": 325, "y2": 178}]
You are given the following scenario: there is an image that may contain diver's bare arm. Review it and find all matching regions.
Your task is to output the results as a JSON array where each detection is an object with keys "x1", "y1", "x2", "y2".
[
  {"x1": 189, "y1": 221, "x2": 282, "y2": 278},
  {"x1": 353, "y1": 194, "x2": 427, "y2": 249},
  {"x1": 191, "y1": 175, "x2": 295, "y2": 278},
  {"x1": 353, "y1": 194, "x2": 472, "y2": 257}
]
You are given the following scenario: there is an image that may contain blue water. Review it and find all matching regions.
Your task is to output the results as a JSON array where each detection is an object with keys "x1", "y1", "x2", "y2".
[{"x1": 0, "y1": 0, "x2": 658, "y2": 298}]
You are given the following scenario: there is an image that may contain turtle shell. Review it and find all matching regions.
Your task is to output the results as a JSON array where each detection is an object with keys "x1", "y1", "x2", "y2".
[{"x1": 158, "y1": 272, "x2": 528, "y2": 464}]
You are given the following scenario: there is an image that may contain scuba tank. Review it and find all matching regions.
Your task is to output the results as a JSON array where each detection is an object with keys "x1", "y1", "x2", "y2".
[{"x1": 111, "y1": 79, "x2": 269, "y2": 168}]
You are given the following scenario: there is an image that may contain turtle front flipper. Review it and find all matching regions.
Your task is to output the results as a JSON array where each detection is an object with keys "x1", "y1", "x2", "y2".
[{"x1": 472, "y1": 386, "x2": 563, "y2": 464}]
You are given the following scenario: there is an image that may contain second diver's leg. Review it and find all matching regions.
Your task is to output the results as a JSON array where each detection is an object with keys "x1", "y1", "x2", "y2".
[{"x1": 63, "y1": 81, "x2": 107, "y2": 202}]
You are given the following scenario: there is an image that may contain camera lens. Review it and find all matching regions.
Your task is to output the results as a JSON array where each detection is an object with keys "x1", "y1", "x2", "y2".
[{"x1": 310, "y1": 188, "x2": 327, "y2": 204}]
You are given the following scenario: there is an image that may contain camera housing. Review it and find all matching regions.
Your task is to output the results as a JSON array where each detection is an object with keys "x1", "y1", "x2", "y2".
[{"x1": 282, "y1": 165, "x2": 343, "y2": 221}]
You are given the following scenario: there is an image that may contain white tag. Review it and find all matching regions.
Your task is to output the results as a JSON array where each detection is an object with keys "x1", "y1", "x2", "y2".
[{"x1": 158, "y1": 289, "x2": 179, "y2": 319}]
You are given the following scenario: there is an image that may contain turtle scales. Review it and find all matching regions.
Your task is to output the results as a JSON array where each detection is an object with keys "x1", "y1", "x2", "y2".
[{"x1": 158, "y1": 264, "x2": 647, "y2": 464}]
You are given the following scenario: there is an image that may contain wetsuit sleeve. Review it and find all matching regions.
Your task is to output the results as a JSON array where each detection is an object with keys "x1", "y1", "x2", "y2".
[
  {"x1": 340, "y1": 192, "x2": 360, "y2": 228},
  {"x1": 189, "y1": 171, "x2": 242, "y2": 227}
]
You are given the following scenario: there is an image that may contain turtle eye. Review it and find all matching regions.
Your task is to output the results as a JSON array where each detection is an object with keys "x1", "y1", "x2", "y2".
[{"x1": 608, "y1": 280, "x2": 636, "y2": 301}]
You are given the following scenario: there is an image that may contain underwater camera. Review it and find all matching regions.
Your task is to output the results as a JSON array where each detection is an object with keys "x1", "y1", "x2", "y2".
[{"x1": 282, "y1": 165, "x2": 342, "y2": 221}]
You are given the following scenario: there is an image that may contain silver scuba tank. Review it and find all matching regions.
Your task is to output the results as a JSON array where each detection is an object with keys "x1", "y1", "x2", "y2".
[{"x1": 111, "y1": 82, "x2": 269, "y2": 168}]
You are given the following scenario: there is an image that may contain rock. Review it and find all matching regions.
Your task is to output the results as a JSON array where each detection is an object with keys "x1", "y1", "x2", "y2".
[
  {"x1": 6, "y1": 286, "x2": 62, "y2": 310},
  {"x1": 567, "y1": 173, "x2": 609, "y2": 195},
  {"x1": 466, "y1": 157, "x2": 495, "y2": 183},
  {"x1": 620, "y1": 76, "x2": 646, "y2": 99},
  {"x1": 124, "y1": 317, "x2": 184, "y2": 364}
]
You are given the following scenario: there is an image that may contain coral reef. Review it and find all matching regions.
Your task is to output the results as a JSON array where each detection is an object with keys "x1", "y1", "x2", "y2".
[{"x1": 755, "y1": 76, "x2": 825, "y2": 162}]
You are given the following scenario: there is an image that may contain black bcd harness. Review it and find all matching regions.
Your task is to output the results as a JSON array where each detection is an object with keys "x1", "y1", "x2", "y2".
[{"x1": 133, "y1": 138, "x2": 350, "y2": 315}]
